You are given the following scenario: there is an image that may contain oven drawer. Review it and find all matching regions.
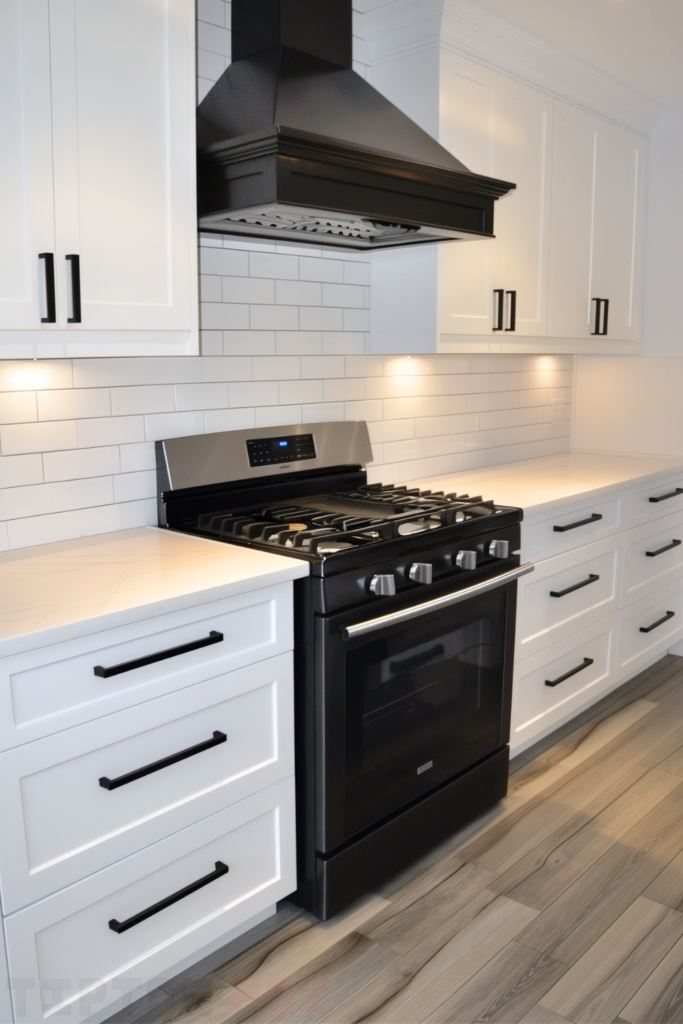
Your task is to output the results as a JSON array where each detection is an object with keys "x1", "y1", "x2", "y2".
[
  {"x1": 616, "y1": 581, "x2": 683, "y2": 682},
  {"x1": 626, "y1": 473, "x2": 683, "y2": 527},
  {"x1": 622, "y1": 508, "x2": 683, "y2": 606},
  {"x1": 0, "y1": 583, "x2": 292, "y2": 751},
  {"x1": 0, "y1": 654, "x2": 293, "y2": 913},
  {"x1": 511, "y1": 615, "x2": 617, "y2": 756},
  {"x1": 516, "y1": 536, "x2": 622, "y2": 660},
  {"x1": 4, "y1": 778, "x2": 296, "y2": 1024},
  {"x1": 522, "y1": 495, "x2": 622, "y2": 563}
]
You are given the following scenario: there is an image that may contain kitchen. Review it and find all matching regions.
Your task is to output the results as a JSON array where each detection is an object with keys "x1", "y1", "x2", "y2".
[{"x1": 2, "y1": 0, "x2": 683, "y2": 1022}]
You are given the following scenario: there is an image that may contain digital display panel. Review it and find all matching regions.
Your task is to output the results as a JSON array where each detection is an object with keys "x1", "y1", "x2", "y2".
[{"x1": 247, "y1": 433, "x2": 317, "y2": 468}]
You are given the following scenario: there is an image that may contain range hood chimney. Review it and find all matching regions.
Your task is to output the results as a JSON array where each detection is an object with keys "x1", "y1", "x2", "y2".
[{"x1": 196, "y1": 0, "x2": 515, "y2": 250}]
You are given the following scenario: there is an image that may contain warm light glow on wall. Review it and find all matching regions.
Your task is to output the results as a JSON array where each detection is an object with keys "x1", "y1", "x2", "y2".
[
  {"x1": 11, "y1": 369, "x2": 47, "y2": 391},
  {"x1": 387, "y1": 356, "x2": 420, "y2": 377}
]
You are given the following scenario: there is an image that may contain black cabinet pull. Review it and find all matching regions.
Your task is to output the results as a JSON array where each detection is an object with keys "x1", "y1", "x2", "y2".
[
  {"x1": 640, "y1": 611, "x2": 675, "y2": 634},
  {"x1": 66, "y1": 254, "x2": 81, "y2": 323},
  {"x1": 646, "y1": 539, "x2": 682, "y2": 558},
  {"x1": 109, "y1": 861, "x2": 229, "y2": 934},
  {"x1": 650, "y1": 488, "x2": 683, "y2": 504},
  {"x1": 99, "y1": 731, "x2": 227, "y2": 791},
  {"x1": 505, "y1": 290, "x2": 517, "y2": 332},
  {"x1": 493, "y1": 289, "x2": 505, "y2": 331},
  {"x1": 591, "y1": 298, "x2": 609, "y2": 336},
  {"x1": 94, "y1": 630, "x2": 224, "y2": 678},
  {"x1": 550, "y1": 574, "x2": 600, "y2": 598},
  {"x1": 554, "y1": 513, "x2": 603, "y2": 534},
  {"x1": 38, "y1": 253, "x2": 56, "y2": 323},
  {"x1": 546, "y1": 657, "x2": 594, "y2": 688}
]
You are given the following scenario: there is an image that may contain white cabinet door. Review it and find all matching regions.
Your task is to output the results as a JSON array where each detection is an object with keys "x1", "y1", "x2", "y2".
[
  {"x1": 0, "y1": 1, "x2": 57, "y2": 331},
  {"x1": 48, "y1": 0, "x2": 196, "y2": 332}
]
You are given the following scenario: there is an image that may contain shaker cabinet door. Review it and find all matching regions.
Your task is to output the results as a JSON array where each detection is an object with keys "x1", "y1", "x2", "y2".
[
  {"x1": 0, "y1": 0, "x2": 57, "y2": 331},
  {"x1": 48, "y1": 0, "x2": 196, "y2": 333}
]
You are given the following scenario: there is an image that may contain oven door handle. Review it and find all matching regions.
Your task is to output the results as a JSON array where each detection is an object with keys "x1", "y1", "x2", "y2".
[{"x1": 342, "y1": 563, "x2": 535, "y2": 641}]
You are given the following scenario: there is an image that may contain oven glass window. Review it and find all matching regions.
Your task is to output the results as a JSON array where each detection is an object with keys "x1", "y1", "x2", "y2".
[{"x1": 344, "y1": 589, "x2": 508, "y2": 838}]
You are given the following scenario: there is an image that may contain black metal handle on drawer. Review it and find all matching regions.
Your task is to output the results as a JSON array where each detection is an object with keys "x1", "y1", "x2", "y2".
[
  {"x1": 108, "y1": 861, "x2": 229, "y2": 934},
  {"x1": 99, "y1": 731, "x2": 227, "y2": 791},
  {"x1": 640, "y1": 611, "x2": 676, "y2": 634},
  {"x1": 554, "y1": 513, "x2": 603, "y2": 534},
  {"x1": 550, "y1": 574, "x2": 600, "y2": 599},
  {"x1": 646, "y1": 539, "x2": 682, "y2": 558},
  {"x1": 649, "y1": 489, "x2": 683, "y2": 503},
  {"x1": 94, "y1": 631, "x2": 224, "y2": 678},
  {"x1": 545, "y1": 658, "x2": 594, "y2": 688}
]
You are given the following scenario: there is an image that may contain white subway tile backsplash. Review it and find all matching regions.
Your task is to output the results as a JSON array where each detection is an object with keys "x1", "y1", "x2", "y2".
[
  {"x1": 78, "y1": 416, "x2": 144, "y2": 449},
  {"x1": 300, "y1": 307, "x2": 343, "y2": 332},
  {"x1": 0, "y1": 392, "x2": 37, "y2": 425},
  {"x1": 223, "y1": 331, "x2": 275, "y2": 356},
  {"x1": 72, "y1": 359, "x2": 140, "y2": 389},
  {"x1": 199, "y1": 248, "x2": 249, "y2": 277},
  {"x1": 276, "y1": 332, "x2": 323, "y2": 355},
  {"x1": 175, "y1": 383, "x2": 231, "y2": 411},
  {"x1": 299, "y1": 257, "x2": 344, "y2": 283},
  {"x1": 249, "y1": 252, "x2": 299, "y2": 280},
  {"x1": 0, "y1": 454, "x2": 43, "y2": 488},
  {"x1": 228, "y1": 381, "x2": 279, "y2": 408},
  {"x1": 0, "y1": 360, "x2": 73, "y2": 392},
  {"x1": 302, "y1": 357, "x2": 345, "y2": 379},
  {"x1": 111, "y1": 386, "x2": 174, "y2": 417},
  {"x1": 279, "y1": 379, "x2": 323, "y2": 406},
  {"x1": 250, "y1": 305, "x2": 299, "y2": 331},
  {"x1": 0, "y1": 477, "x2": 113, "y2": 522},
  {"x1": 43, "y1": 447, "x2": 120, "y2": 483},
  {"x1": 252, "y1": 357, "x2": 300, "y2": 381},
  {"x1": 200, "y1": 331, "x2": 224, "y2": 356},
  {"x1": 223, "y1": 277, "x2": 275, "y2": 304},
  {"x1": 113, "y1": 471, "x2": 156, "y2": 503},
  {"x1": 120, "y1": 442, "x2": 156, "y2": 474},
  {"x1": 197, "y1": 0, "x2": 226, "y2": 28},
  {"x1": 201, "y1": 302, "x2": 250, "y2": 331},
  {"x1": 197, "y1": 20, "x2": 231, "y2": 57},
  {"x1": 144, "y1": 412, "x2": 205, "y2": 442},
  {"x1": 200, "y1": 357, "x2": 252, "y2": 382},
  {"x1": 2, "y1": 421, "x2": 78, "y2": 456},
  {"x1": 322, "y1": 283, "x2": 366, "y2": 308},
  {"x1": 204, "y1": 408, "x2": 256, "y2": 434},
  {"x1": 38, "y1": 388, "x2": 111, "y2": 421},
  {"x1": 255, "y1": 406, "x2": 303, "y2": 428},
  {"x1": 342, "y1": 309, "x2": 370, "y2": 332},
  {"x1": 142, "y1": 358, "x2": 203, "y2": 385},
  {"x1": 275, "y1": 280, "x2": 322, "y2": 306},
  {"x1": 323, "y1": 378, "x2": 366, "y2": 403}
]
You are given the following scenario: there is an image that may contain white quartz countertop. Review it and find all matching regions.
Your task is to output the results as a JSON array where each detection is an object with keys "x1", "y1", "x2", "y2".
[
  {"x1": 0, "y1": 526, "x2": 309, "y2": 653},
  {"x1": 406, "y1": 452, "x2": 683, "y2": 517}
]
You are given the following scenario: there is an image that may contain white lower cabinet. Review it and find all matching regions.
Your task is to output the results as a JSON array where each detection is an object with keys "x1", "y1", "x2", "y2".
[
  {"x1": 616, "y1": 580, "x2": 683, "y2": 682},
  {"x1": 4, "y1": 778, "x2": 296, "y2": 1024}
]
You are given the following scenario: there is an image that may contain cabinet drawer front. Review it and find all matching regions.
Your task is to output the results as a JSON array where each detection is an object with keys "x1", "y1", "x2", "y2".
[
  {"x1": 0, "y1": 582, "x2": 292, "y2": 750},
  {"x1": 4, "y1": 778, "x2": 296, "y2": 1024},
  {"x1": 0, "y1": 655, "x2": 293, "y2": 912},
  {"x1": 522, "y1": 495, "x2": 622, "y2": 562},
  {"x1": 516, "y1": 536, "x2": 621, "y2": 659},
  {"x1": 511, "y1": 616, "x2": 617, "y2": 755},
  {"x1": 626, "y1": 474, "x2": 683, "y2": 527},
  {"x1": 617, "y1": 583, "x2": 683, "y2": 681},
  {"x1": 623, "y1": 509, "x2": 683, "y2": 605}
]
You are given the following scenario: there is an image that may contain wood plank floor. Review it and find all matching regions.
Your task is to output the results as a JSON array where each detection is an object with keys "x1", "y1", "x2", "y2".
[{"x1": 111, "y1": 654, "x2": 683, "y2": 1024}]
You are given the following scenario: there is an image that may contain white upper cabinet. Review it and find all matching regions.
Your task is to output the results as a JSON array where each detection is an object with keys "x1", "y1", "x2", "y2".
[
  {"x1": 0, "y1": 0, "x2": 198, "y2": 356},
  {"x1": 548, "y1": 103, "x2": 647, "y2": 342}
]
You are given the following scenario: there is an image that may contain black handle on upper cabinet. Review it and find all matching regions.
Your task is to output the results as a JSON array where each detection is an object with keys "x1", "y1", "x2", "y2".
[
  {"x1": 650, "y1": 489, "x2": 683, "y2": 504},
  {"x1": 99, "y1": 731, "x2": 227, "y2": 791},
  {"x1": 93, "y1": 630, "x2": 224, "y2": 678},
  {"x1": 39, "y1": 253, "x2": 56, "y2": 323},
  {"x1": 550, "y1": 574, "x2": 600, "y2": 599},
  {"x1": 554, "y1": 514, "x2": 603, "y2": 534},
  {"x1": 646, "y1": 539, "x2": 682, "y2": 558},
  {"x1": 66, "y1": 254, "x2": 81, "y2": 323},
  {"x1": 493, "y1": 289, "x2": 505, "y2": 331},
  {"x1": 591, "y1": 298, "x2": 609, "y2": 336},
  {"x1": 602, "y1": 299, "x2": 610, "y2": 336},
  {"x1": 640, "y1": 611, "x2": 676, "y2": 634},
  {"x1": 545, "y1": 657, "x2": 594, "y2": 688},
  {"x1": 505, "y1": 290, "x2": 517, "y2": 332},
  {"x1": 108, "y1": 861, "x2": 229, "y2": 934}
]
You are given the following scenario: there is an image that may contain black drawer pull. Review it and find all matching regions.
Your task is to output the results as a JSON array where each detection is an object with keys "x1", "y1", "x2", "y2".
[
  {"x1": 649, "y1": 489, "x2": 683, "y2": 503},
  {"x1": 554, "y1": 513, "x2": 603, "y2": 534},
  {"x1": 94, "y1": 630, "x2": 224, "y2": 678},
  {"x1": 546, "y1": 658, "x2": 594, "y2": 688},
  {"x1": 109, "y1": 861, "x2": 229, "y2": 934},
  {"x1": 640, "y1": 611, "x2": 676, "y2": 634},
  {"x1": 99, "y1": 731, "x2": 227, "y2": 791},
  {"x1": 646, "y1": 539, "x2": 682, "y2": 558},
  {"x1": 550, "y1": 574, "x2": 600, "y2": 599}
]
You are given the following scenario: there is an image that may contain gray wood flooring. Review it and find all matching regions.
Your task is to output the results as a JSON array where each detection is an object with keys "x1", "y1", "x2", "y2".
[{"x1": 110, "y1": 654, "x2": 683, "y2": 1024}]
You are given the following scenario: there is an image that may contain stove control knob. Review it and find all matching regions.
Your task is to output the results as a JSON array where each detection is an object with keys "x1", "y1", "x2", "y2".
[
  {"x1": 455, "y1": 550, "x2": 478, "y2": 571},
  {"x1": 369, "y1": 574, "x2": 397, "y2": 597},
  {"x1": 409, "y1": 563, "x2": 433, "y2": 585},
  {"x1": 488, "y1": 540, "x2": 510, "y2": 559}
]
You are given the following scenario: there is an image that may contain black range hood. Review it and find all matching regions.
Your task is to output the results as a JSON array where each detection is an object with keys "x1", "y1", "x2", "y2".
[{"x1": 196, "y1": 0, "x2": 516, "y2": 250}]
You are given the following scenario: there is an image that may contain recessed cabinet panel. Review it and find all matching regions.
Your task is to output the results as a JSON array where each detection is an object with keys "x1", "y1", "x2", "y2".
[{"x1": 0, "y1": 1, "x2": 56, "y2": 331}]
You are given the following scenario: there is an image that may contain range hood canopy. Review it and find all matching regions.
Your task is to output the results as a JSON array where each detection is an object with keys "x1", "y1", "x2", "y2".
[{"x1": 196, "y1": 0, "x2": 516, "y2": 250}]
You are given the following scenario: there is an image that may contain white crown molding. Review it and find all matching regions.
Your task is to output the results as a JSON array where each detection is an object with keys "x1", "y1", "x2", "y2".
[{"x1": 363, "y1": 0, "x2": 664, "y2": 136}]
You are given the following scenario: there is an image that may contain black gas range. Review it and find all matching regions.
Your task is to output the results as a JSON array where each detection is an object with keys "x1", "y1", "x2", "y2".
[{"x1": 156, "y1": 421, "x2": 533, "y2": 919}]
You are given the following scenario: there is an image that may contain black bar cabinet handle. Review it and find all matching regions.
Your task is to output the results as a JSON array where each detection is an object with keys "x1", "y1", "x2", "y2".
[
  {"x1": 505, "y1": 290, "x2": 517, "y2": 332},
  {"x1": 602, "y1": 298, "x2": 609, "y2": 336},
  {"x1": 39, "y1": 253, "x2": 56, "y2": 323},
  {"x1": 646, "y1": 539, "x2": 682, "y2": 558},
  {"x1": 650, "y1": 489, "x2": 683, "y2": 504},
  {"x1": 550, "y1": 574, "x2": 600, "y2": 599},
  {"x1": 66, "y1": 254, "x2": 81, "y2": 323},
  {"x1": 546, "y1": 657, "x2": 594, "y2": 688},
  {"x1": 554, "y1": 513, "x2": 603, "y2": 534},
  {"x1": 640, "y1": 611, "x2": 676, "y2": 634},
  {"x1": 109, "y1": 861, "x2": 229, "y2": 934},
  {"x1": 493, "y1": 289, "x2": 505, "y2": 331},
  {"x1": 99, "y1": 731, "x2": 227, "y2": 791},
  {"x1": 94, "y1": 630, "x2": 224, "y2": 678}
]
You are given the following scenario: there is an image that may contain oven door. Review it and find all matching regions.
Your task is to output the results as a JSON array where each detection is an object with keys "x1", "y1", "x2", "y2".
[{"x1": 316, "y1": 564, "x2": 533, "y2": 853}]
